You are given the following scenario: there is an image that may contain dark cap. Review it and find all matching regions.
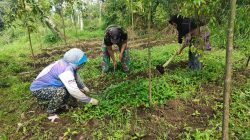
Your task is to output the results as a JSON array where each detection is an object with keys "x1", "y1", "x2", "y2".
[{"x1": 109, "y1": 27, "x2": 121, "y2": 44}]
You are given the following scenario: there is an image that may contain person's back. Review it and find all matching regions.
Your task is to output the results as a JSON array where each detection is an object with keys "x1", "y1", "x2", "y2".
[
  {"x1": 30, "y1": 60, "x2": 71, "y2": 91},
  {"x1": 169, "y1": 15, "x2": 211, "y2": 70},
  {"x1": 169, "y1": 15, "x2": 198, "y2": 44},
  {"x1": 101, "y1": 25, "x2": 130, "y2": 73}
]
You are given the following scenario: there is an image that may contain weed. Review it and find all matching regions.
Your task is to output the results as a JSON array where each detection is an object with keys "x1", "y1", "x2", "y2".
[
  {"x1": 44, "y1": 33, "x2": 60, "y2": 44},
  {"x1": 63, "y1": 128, "x2": 78, "y2": 140}
]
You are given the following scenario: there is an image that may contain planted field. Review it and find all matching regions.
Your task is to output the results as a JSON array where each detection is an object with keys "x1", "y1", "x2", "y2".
[
  {"x1": 0, "y1": 37, "x2": 249, "y2": 139},
  {"x1": 1, "y1": 0, "x2": 250, "y2": 139}
]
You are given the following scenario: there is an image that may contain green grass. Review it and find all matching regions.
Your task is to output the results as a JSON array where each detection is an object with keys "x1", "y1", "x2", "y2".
[
  {"x1": 0, "y1": 25, "x2": 104, "y2": 57},
  {"x1": 0, "y1": 26, "x2": 249, "y2": 139},
  {"x1": 66, "y1": 27, "x2": 103, "y2": 40}
]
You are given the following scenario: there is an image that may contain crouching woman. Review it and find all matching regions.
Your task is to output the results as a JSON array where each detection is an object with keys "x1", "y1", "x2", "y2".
[{"x1": 30, "y1": 48, "x2": 98, "y2": 122}]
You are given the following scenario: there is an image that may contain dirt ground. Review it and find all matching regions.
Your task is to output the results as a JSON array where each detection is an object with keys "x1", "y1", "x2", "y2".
[
  {"x1": 130, "y1": 98, "x2": 214, "y2": 139},
  {"x1": 16, "y1": 37, "x2": 250, "y2": 139},
  {"x1": 21, "y1": 37, "x2": 174, "y2": 82}
]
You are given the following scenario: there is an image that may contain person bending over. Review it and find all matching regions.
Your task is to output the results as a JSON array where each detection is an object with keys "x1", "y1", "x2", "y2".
[
  {"x1": 101, "y1": 25, "x2": 130, "y2": 73},
  {"x1": 30, "y1": 48, "x2": 98, "y2": 122},
  {"x1": 169, "y1": 15, "x2": 211, "y2": 70}
]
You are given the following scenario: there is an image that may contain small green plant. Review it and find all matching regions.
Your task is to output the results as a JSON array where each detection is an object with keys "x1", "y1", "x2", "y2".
[
  {"x1": 184, "y1": 129, "x2": 213, "y2": 140},
  {"x1": 44, "y1": 33, "x2": 60, "y2": 43},
  {"x1": 7, "y1": 62, "x2": 26, "y2": 73},
  {"x1": 0, "y1": 134, "x2": 8, "y2": 140},
  {"x1": 63, "y1": 128, "x2": 78, "y2": 140},
  {"x1": 192, "y1": 110, "x2": 201, "y2": 116}
]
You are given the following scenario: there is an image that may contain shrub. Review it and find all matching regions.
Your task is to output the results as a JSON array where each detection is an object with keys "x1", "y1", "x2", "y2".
[{"x1": 44, "y1": 33, "x2": 60, "y2": 43}]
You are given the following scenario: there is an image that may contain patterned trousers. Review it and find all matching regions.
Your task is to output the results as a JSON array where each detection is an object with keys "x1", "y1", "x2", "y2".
[{"x1": 32, "y1": 87, "x2": 76, "y2": 114}]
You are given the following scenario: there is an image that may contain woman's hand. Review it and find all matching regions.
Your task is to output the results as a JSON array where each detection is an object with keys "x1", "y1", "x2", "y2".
[
  {"x1": 83, "y1": 87, "x2": 90, "y2": 93},
  {"x1": 90, "y1": 98, "x2": 99, "y2": 105}
]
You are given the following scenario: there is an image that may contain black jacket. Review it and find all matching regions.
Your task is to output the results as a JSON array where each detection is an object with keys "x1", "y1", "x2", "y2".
[{"x1": 169, "y1": 15, "x2": 199, "y2": 44}]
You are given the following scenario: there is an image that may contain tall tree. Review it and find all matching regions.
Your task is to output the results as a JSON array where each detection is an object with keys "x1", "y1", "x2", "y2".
[
  {"x1": 65, "y1": 0, "x2": 79, "y2": 39},
  {"x1": 0, "y1": 1, "x2": 6, "y2": 31},
  {"x1": 34, "y1": 0, "x2": 65, "y2": 40},
  {"x1": 222, "y1": 0, "x2": 237, "y2": 139},
  {"x1": 147, "y1": 0, "x2": 152, "y2": 104},
  {"x1": 54, "y1": 0, "x2": 67, "y2": 44},
  {"x1": 246, "y1": 56, "x2": 250, "y2": 67},
  {"x1": 76, "y1": 0, "x2": 87, "y2": 31},
  {"x1": 5, "y1": 0, "x2": 37, "y2": 57},
  {"x1": 98, "y1": 0, "x2": 102, "y2": 26}
]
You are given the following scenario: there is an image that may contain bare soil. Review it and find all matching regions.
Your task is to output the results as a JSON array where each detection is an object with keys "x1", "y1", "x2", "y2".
[
  {"x1": 132, "y1": 99, "x2": 214, "y2": 139},
  {"x1": 14, "y1": 37, "x2": 249, "y2": 139},
  {"x1": 27, "y1": 37, "x2": 173, "y2": 71}
]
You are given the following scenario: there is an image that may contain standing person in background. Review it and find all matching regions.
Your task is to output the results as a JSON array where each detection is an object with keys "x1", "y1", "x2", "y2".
[
  {"x1": 169, "y1": 15, "x2": 211, "y2": 70},
  {"x1": 101, "y1": 25, "x2": 130, "y2": 73},
  {"x1": 30, "y1": 48, "x2": 98, "y2": 122}
]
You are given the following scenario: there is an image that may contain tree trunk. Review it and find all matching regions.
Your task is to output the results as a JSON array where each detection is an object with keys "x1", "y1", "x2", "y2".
[
  {"x1": 43, "y1": 17, "x2": 64, "y2": 39},
  {"x1": 27, "y1": 27, "x2": 34, "y2": 58},
  {"x1": 99, "y1": 0, "x2": 102, "y2": 26},
  {"x1": 131, "y1": 0, "x2": 135, "y2": 51},
  {"x1": 194, "y1": 6, "x2": 204, "y2": 51},
  {"x1": 74, "y1": 14, "x2": 79, "y2": 40},
  {"x1": 222, "y1": 0, "x2": 237, "y2": 139},
  {"x1": 147, "y1": 1, "x2": 152, "y2": 105},
  {"x1": 80, "y1": 16, "x2": 83, "y2": 31},
  {"x1": 59, "y1": 10, "x2": 67, "y2": 44},
  {"x1": 80, "y1": 14, "x2": 83, "y2": 31},
  {"x1": 131, "y1": 0, "x2": 134, "y2": 29},
  {"x1": 78, "y1": 13, "x2": 80, "y2": 26},
  {"x1": 72, "y1": 10, "x2": 78, "y2": 40},
  {"x1": 72, "y1": 10, "x2": 76, "y2": 26},
  {"x1": 71, "y1": 14, "x2": 74, "y2": 24},
  {"x1": 246, "y1": 55, "x2": 250, "y2": 67}
]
